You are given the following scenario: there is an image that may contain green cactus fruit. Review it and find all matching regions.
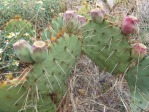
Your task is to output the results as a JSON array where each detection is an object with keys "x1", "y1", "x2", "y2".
[
  {"x1": 125, "y1": 56, "x2": 149, "y2": 111},
  {"x1": 63, "y1": 10, "x2": 78, "y2": 30},
  {"x1": 3, "y1": 17, "x2": 35, "y2": 39},
  {"x1": 90, "y1": 8, "x2": 105, "y2": 23},
  {"x1": 30, "y1": 41, "x2": 48, "y2": 63},
  {"x1": 82, "y1": 18, "x2": 134, "y2": 74},
  {"x1": 13, "y1": 39, "x2": 34, "y2": 63},
  {"x1": 24, "y1": 33, "x2": 81, "y2": 95},
  {"x1": 63, "y1": 10, "x2": 78, "y2": 22},
  {"x1": 0, "y1": 78, "x2": 27, "y2": 112}
]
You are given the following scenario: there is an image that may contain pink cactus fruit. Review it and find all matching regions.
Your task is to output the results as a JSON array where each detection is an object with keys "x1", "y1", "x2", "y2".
[
  {"x1": 121, "y1": 16, "x2": 139, "y2": 35},
  {"x1": 77, "y1": 15, "x2": 86, "y2": 26},
  {"x1": 132, "y1": 43, "x2": 147, "y2": 59},
  {"x1": 63, "y1": 10, "x2": 78, "y2": 24},
  {"x1": 90, "y1": 8, "x2": 104, "y2": 23}
]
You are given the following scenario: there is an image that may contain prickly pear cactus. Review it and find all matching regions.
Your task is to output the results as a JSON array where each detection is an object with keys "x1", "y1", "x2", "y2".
[
  {"x1": 13, "y1": 33, "x2": 81, "y2": 111},
  {"x1": 82, "y1": 11, "x2": 133, "y2": 74},
  {"x1": 125, "y1": 56, "x2": 149, "y2": 111},
  {"x1": 11, "y1": 11, "x2": 82, "y2": 111},
  {"x1": 0, "y1": 17, "x2": 35, "y2": 73},
  {"x1": 3, "y1": 17, "x2": 35, "y2": 38}
]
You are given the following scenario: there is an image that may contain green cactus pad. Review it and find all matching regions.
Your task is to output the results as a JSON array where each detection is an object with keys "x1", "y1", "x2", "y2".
[
  {"x1": 82, "y1": 20, "x2": 133, "y2": 74},
  {"x1": 0, "y1": 77, "x2": 57, "y2": 112},
  {"x1": 51, "y1": 16, "x2": 64, "y2": 37},
  {"x1": 24, "y1": 33, "x2": 81, "y2": 95},
  {"x1": 4, "y1": 18, "x2": 35, "y2": 38},
  {"x1": 0, "y1": 79, "x2": 26, "y2": 112},
  {"x1": 125, "y1": 56, "x2": 149, "y2": 111},
  {"x1": 23, "y1": 92, "x2": 57, "y2": 112}
]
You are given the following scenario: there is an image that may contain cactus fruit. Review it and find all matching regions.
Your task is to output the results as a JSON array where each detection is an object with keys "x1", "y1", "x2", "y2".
[
  {"x1": 131, "y1": 43, "x2": 147, "y2": 60},
  {"x1": 30, "y1": 41, "x2": 48, "y2": 63},
  {"x1": 77, "y1": 15, "x2": 87, "y2": 26},
  {"x1": 13, "y1": 39, "x2": 34, "y2": 63},
  {"x1": 125, "y1": 56, "x2": 149, "y2": 111},
  {"x1": 63, "y1": 10, "x2": 78, "y2": 24},
  {"x1": 63, "y1": 10, "x2": 78, "y2": 31},
  {"x1": 90, "y1": 8, "x2": 105, "y2": 23},
  {"x1": 121, "y1": 16, "x2": 139, "y2": 35}
]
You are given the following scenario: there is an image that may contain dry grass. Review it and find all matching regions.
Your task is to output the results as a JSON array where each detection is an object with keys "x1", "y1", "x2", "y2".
[{"x1": 58, "y1": 55, "x2": 131, "y2": 112}]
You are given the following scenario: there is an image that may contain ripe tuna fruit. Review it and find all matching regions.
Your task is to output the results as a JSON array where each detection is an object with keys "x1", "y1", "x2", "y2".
[
  {"x1": 121, "y1": 16, "x2": 139, "y2": 35},
  {"x1": 131, "y1": 43, "x2": 147, "y2": 59}
]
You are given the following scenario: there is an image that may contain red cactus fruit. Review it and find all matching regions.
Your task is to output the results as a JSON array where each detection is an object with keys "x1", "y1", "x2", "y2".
[{"x1": 121, "y1": 16, "x2": 139, "y2": 35}]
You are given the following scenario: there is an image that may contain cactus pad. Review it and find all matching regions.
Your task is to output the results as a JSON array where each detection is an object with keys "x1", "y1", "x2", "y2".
[
  {"x1": 82, "y1": 19, "x2": 133, "y2": 74},
  {"x1": 4, "y1": 17, "x2": 35, "y2": 38},
  {"x1": 0, "y1": 77, "x2": 57, "y2": 112},
  {"x1": 125, "y1": 56, "x2": 149, "y2": 111},
  {"x1": 0, "y1": 78, "x2": 26, "y2": 112},
  {"x1": 24, "y1": 33, "x2": 81, "y2": 95}
]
